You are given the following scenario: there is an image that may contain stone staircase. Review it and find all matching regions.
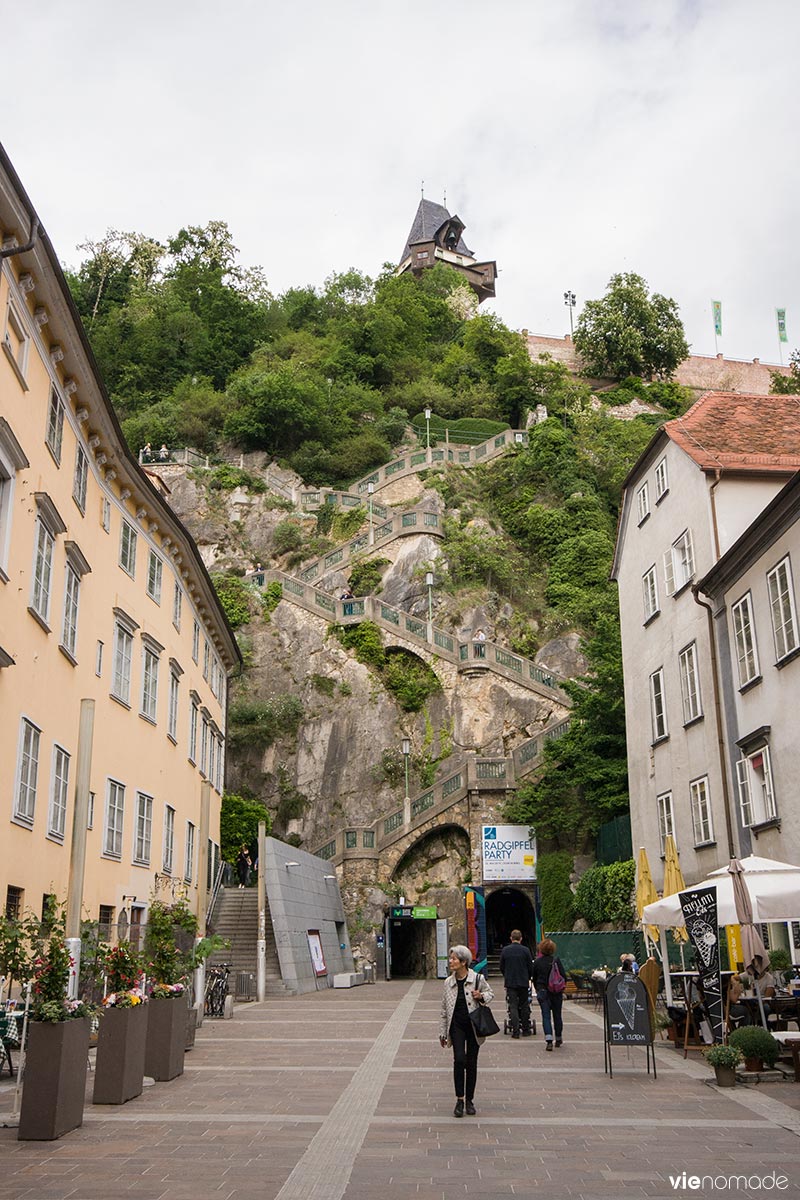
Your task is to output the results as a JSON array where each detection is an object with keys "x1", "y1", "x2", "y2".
[
  {"x1": 208, "y1": 886, "x2": 292, "y2": 995},
  {"x1": 296, "y1": 502, "x2": 444, "y2": 586}
]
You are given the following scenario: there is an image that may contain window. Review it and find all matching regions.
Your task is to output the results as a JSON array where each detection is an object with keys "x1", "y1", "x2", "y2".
[
  {"x1": 30, "y1": 517, "x2": 55, "y2": 624},
  {"x1": 3, "y1": 299, "x2": 29, "y2": 381},
  {"x1": 345, "y1": 831, "x2": 357, "y2": 849},
  {"x1": 147, "y1": 550, "x2": 163, "y2": 604},
  {"x1": 101, "y1": 497, "x2": 111, "y2": 533},
  {"x1": 203, "y1": 639, "x2": 210, "y2": 681},
  {"x1": 737, "y1": 744, "x2": 778, "y2": 827},
  {"x1": 87, "y1": 790, "x2": 95, "y2": 829},
  {"x1": 104, "y1": 780, "x2": 125, "y2": 858},
  {"x1": 15, "y1": 718, "x2": 41, "y2": 824},
  {"x1": 96, "y1": 640, "x2": 104, "y2": 677},
  {"x1": 98, "y1": 905, "x2": 115, "y2": 941},
  {"x1": 192, "y1": 621, "x2": 200, "y2": 663},
  {"x1": 0, "y1": 419, "x2": 29, "y2": 580},
  {"x1": 119, "y1": 520, "x2": 137, "y2": 576},
  {"x1": 189, "y1": 696, "x2": 199, "y2": 763},
  {"x1": 642, "y1": 565, "x2": 659, "y2": 622},
  {"x1": 185, "y1": 821, "x2": 195, "y2": 882},
  {"x1": 73, "y1": 446, "x2": 88, "y2": 512},
  {"x1": 61, "y1": 565, "x2": 81, "y2": 660},
  {"x1": 46, "y1": 387, "x2": 65, "y2": 464},
  {"x1": 649, "y1": 668, "x2": 668, "y2": 742},
  {"x1": 200, "y1": 713, "x2": 210, "y2": 775},
  {"x1": 172, "y1": 581, "x2": 182, "y2": 631},
  {"x1": 216, "y1": 734, "x2": 225, "y2": 792},
  {"x1": 141, "y1": 644, "x2": 160, "y2": 722},
  {"x1": 112, "y1": 622, "x2": 134, "y2": 704},
  {"x1": 163, "y1": 806, "x2": 175, "y2": 873},
  {"x1": 46, "y1": 745, "x2": 70, "y2": 841},
  {"x1": 168, "y1": 669, "x2": 180, "y2": 742},
  {"x1": 363, "y1": 830, "x2": 375, "y2": 848},
  {"x1": 134, "y1": 793, "x2": 153, "y2": 865},
  {"x1": 731, "y1": 592, "x2": 760, "y2": 687},
  {"x1": 689, "y1": 776, "x2": 714, "y2": 846},
  {"x1": 656, "y1": 792, "x2": 675, "y2": 855},
  {"x1": 209, "y1": 730, "x2": 216, "y2": 787},
  {"x1": 678, "y1": 642, "x2": 703, "y2": 724},
  {"x1": 655, "y1": 456, "x2": 669, "y2": 500},
  {"x1": 767, "y1": 556, "x2": 799, "y2": 662},
  {"x1": 664, "y1": 529, "x2": 695, "y2": 596},
  {"x1": 636, "y1": 481, "x2": 650, "y2": 524},
  {"x1": 6, "y1": 886, "x2": 23, "y2": 920}
]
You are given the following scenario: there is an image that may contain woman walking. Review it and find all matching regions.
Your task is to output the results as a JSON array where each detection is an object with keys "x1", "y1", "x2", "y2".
[
  {"x1": 439, "y1": 945, "x2": 494, "y2": 1117},
  {"x1": 532, "y1": 937, "x2": 566, "y2": 1050}
]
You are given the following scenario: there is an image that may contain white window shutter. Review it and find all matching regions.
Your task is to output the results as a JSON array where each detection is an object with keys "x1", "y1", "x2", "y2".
[
  {"x1": 736, "y1": 759, "x2": 752, "y2": 826},
  {"x1": 663, "y1": 549, "x2": 675, "y2": 596}
]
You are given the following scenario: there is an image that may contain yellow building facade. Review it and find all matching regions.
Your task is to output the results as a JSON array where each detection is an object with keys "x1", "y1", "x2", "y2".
[{"x1": 0, "y1": 144, "x2": 240, "y2": 945}]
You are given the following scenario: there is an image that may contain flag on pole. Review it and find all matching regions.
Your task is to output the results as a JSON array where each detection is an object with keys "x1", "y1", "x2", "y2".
[
  {"x1": 712, "y1": 301, "x2": 723, "y2": 338},
  {"x1": 776, "y1": 308, "x2": 788, "y2": 343}
]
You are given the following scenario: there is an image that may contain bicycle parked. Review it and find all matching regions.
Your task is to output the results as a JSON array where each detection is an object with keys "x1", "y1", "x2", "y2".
[{"x1": 204, "y1": 963, "x2": 231, "y2": 1017}]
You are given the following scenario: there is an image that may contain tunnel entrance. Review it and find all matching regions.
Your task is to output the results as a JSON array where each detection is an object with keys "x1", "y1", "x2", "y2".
[{"x1": 485, "y1": 886, "x2": 537, "y2": 954}]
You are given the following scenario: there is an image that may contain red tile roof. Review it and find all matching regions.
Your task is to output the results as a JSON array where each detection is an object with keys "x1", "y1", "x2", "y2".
[{"x1": 666, "y1": 391, "x2": 800, "y2": 472}]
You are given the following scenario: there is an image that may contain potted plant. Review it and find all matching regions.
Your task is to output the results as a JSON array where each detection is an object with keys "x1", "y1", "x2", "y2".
[
  {"x1": 728, "y1": 1025, "x2": 781, "y2": 1072},
  {"x1": 18, "y1": 933, "x2": 92, "y2": 1140},
  {"x1": 769, "y1": 948, "x2": 792, "y2": 985},
  {"x1": 144, "y1": 900, "x2": 195, "y2": 1081},
  {"x1": 704, "y1": 1043, "x2": 743, "y2": 1087},
  {"x1": 93, "y1": 942, "x2": 147, "y2": 1105}
]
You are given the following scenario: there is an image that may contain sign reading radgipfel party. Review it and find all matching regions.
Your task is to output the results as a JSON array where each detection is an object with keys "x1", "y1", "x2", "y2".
[{"x1": 481, "y1": 825, "x2": 537, "y2": 882}]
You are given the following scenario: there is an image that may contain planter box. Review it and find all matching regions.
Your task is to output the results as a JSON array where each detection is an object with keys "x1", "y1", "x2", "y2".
[
  {"x1": 18, "y1": 1017, "x2": 90, "y2": 1140},
  {"x1": 714, "y1": 1065, "x2": 737, "y2": 1088},
  {"x1": 93, "y1": 1005, "x2": 148, "y2": 1104},
  {"x1": 145, "y1": 998, "x2": 188, "y2": 1081},
  {"x1": 186, "y1": 1006, "x2": 198, "y2": 1051}
]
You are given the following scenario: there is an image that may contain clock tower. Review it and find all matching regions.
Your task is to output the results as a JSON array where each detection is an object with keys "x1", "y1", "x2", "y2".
[{"x1": 397, "y1": 197, "x2": 496, "y2": 304}]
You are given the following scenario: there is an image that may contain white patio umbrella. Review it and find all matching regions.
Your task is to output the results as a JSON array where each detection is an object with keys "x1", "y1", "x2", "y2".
[
  {"x1": 642, "y1": 855, "x2": 800, "y2": 927},
  {"x1": 729, "y1": 857, "x2": 770, "y2": 1030}
]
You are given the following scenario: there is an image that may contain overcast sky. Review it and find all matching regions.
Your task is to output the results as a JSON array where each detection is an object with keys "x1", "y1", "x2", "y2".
[{"x1": 4, "y1": 0, "x2": 798, "y2": 366}]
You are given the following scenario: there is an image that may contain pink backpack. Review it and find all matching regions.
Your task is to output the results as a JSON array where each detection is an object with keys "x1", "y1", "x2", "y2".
[{"x1": 547, "y1": 959, "x2": 566, "y2": 994}]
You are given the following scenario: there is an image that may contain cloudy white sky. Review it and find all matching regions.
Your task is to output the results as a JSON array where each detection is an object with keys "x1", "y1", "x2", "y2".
[{"x1": 3, "y1": 0, "x2": 798, "y2": 365}]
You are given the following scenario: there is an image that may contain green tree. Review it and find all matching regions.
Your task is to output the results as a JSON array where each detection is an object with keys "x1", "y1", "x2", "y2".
[
  {"x1": 770, "y1": 349, "x2": 800, "y2": 393},
  {"x1": 573, "y1": 272, "x2": 689, "y2": 381},
  {"x1": 220, "y1": 793, "x2": 271, "y2": 863}
]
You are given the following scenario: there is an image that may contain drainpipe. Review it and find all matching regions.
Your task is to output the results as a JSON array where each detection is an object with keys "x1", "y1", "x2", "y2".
[
  {"x1": 708, "y1": 468, "x2": 723, "y2": 560},
  {"x1": 692, "y1": 584, "x2": 736, "y2": 858},
  {"x1": 0, "y1": 214, "x2": 40, "y2": 262}
]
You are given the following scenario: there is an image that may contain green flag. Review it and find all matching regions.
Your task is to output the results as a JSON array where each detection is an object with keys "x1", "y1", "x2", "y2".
[
  {"x1": 712, "y1": 300, "x2": 722, "y2": 338},
  {"x1": 777, "y1": 308, "x2": 788, "y2": 343}
]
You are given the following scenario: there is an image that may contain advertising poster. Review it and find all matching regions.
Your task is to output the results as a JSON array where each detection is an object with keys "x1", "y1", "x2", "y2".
[
  {"x1": 481, "y1": 825, "x2": 537, "y2": 882},
  {"x1": 679, "y1": 886, "x2": 724, "y2": 1044},
  {"x1": 306, "y1": 929, "x2": 327, "y2": 977}
]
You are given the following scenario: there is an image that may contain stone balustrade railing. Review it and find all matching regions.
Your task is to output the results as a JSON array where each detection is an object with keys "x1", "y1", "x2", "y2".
[{"x1": 297, "y1": 504, "x2": 444, "y2": 585}]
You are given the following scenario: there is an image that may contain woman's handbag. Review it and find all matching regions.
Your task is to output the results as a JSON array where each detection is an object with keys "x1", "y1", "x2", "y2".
[{"x1": 469, "y1": 976, "x2": 500, "y2": 1037}]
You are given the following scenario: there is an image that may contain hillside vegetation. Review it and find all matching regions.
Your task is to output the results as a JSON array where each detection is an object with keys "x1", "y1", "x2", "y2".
[{"x1": 68, "y1": 225, "x2": 694, "y2": 854}]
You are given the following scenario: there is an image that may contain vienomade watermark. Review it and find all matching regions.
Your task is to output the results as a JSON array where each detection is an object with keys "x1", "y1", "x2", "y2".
[{"x1": 668, "y1": 1172, "x2": 790, "y2": 1192}]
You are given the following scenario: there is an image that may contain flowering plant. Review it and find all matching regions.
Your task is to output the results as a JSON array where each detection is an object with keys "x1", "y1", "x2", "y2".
[
  {"x1": 150, "y1": 982, "x2": 186, "y2": 1000},
  {"x1": 31, "y1": 933, "x2": 92, "y2": 1023},
  {"x1": 103, "y1": 988, "x2": 146, "y2": 1009},
  {"x1": 103, "y1": 941, "x2": 142, "y2": 993}
]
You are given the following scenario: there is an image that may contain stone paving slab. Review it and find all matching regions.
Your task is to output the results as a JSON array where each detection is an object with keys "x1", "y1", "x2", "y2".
[{"x1": 2, "y1": 985, "x2": 800, "y2": 1199}]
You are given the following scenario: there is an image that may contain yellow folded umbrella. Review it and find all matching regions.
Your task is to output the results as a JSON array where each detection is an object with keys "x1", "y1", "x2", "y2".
[
  {"x1": 662, "y1": 834, "x2": 689, "y2": 943},
  {"x1": 636, "y1": 847, "x2": 661, "y2": 943}
]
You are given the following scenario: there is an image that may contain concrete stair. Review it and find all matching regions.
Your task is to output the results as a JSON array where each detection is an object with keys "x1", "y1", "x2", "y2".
[{"x1": 208, "y1": 886, "x2": 292, "y2": 995}]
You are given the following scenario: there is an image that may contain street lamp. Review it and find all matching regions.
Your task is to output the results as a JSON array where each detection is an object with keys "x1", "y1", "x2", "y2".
[
  {"x1": 368, "y1": 481, "x2": 374, "y2": 546},
  {"x1": 425, "y1": 570, "x2": 434, "y2": 638},
  {"x1": 563, "y1": 291, "x2": 576, "y2": 338},
  {"x1": 402, "y1": 737, "x2": 411, "y2": 800},
  {"x1": 424, "y1": 407, "x2": 432, "y2": 452}
]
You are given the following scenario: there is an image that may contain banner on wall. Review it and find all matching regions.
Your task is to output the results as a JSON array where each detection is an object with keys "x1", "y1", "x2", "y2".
[
  {"x1": 680, "y1": 886, "x2": 724, "y2": 1044},
  {"x1": 481, "y1": 825, "x2": 537, "y2": 882},
  {"x1": 463, "y1": 886, "x2": 487, "y2": 973}
]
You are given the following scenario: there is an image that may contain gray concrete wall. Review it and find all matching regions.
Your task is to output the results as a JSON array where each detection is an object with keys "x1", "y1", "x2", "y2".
[{"x1": 264, "y1": 837, "x2": 355, "y2": 994}]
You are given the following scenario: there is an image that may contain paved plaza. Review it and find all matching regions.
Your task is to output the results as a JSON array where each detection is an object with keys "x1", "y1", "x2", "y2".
[{"x1": 2, "y1": 982, "x2": 800, "y2": 1199}]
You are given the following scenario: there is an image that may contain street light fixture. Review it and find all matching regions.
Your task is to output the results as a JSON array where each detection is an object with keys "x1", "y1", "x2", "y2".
[
  {"x1": 368, "y1": 481, "x2": 374, "y2": 546},
  {"x1": 563, "y1": 291, "x2": 576, "y2": 338},
  {"x1": 402, "y1": 737, "x2": 411, "y2": 801},
  {"x1": 425, "y1": 570, "x2": 434, "y2": 631},
  {"x1": 424, "y1": 407, "x2": 432, "y2": 452}
]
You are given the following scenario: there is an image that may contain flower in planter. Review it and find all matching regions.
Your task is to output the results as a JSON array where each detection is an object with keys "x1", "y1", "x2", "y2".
[
  {"x1": 103, "y1": 988, "x2": 146, "y2": 1009},
  {"x1": 704, "y1": 1044, "x2": 743, "y2": 1070},
  {"x1": 150, "y1": 982, "x2": 186, "y2": 1000},
  {"x1": 103, "y1": 941, "x2": 143, "y2": 993},
  {"x1": 31, "y1": 933, "x2": 92, "y2": 1023}
]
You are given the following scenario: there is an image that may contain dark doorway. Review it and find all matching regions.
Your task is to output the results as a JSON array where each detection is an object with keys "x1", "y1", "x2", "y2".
[
  {"x1": 485, "y1": 887, "x2": 536, "y2": 954},
  {"x1": 388, "y1": 918, "x2": 435, "y2": 978}
]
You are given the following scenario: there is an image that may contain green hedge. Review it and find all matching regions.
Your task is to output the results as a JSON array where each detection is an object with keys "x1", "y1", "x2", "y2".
[
  {"x1": 537, "y1": 850, "x2": 575, "y2": 932},
  {"x1": 573, "y1": 859, "x2": 635, "y2": 927}
]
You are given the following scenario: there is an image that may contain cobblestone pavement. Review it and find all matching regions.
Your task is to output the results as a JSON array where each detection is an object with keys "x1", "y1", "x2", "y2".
[{"x1": 2, "y1": 982, "x2": 800, "y2": 1199}]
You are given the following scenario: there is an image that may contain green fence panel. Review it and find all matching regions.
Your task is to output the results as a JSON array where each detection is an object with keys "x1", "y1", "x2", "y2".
[{"x1": 596, "y1": 813, "x2": 633, "y2": 865}]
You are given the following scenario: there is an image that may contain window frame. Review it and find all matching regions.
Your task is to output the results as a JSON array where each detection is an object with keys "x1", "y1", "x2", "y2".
[
  {"x1": 731, "y1": 591, "x2": 760, "y2": 688},
  {"x1": 73, "y1": 444, "x2": 88, "y2": 513},
  {"x1": 172, "y1": 581, "x2": 182, "y2": 631},
  {"x1": 767, "y1": 556, "x2": 799, "y2": 663},
  {"x1": 14, "y1": 717, "x2": 41, "y2": 826},
  {"x1": 46, "y1": 743, "x2": 70, "y2": 842},
  {"x1": 168, "y1": 668, "x2": 180, "y2": 742},
  {"x1": 184, "y1": 821, "x2": 195, "y2": 882},
  {"x1": 3, "y1": 297, "x2": 30, "y2": 383},
  {"x1": 636, "y1": 481, "x2": 650, "y2": 525},
  {"x1": 112, "y1": 621, "x2": 134, "y2": 705},
  {"x1": 657, "y1": 791, "x2": 675, "y2": 856},
  {"x1": 163, "y1": 805, "x2": 175, "y2": 874},
  {"x1": 147, "y1": 550, "x2": 163, "y2": 604},
  {"x1": 654, "y1": 456, "x2": 669, "y2": 501},
  {"x1": 189, "y1": 696, "x2": 199, "y2": 764},
  {"x1": 737, "y1": 743, "x2": 778, "y2": 828},
  {"x1": 140, "y1": 644, "x2": 160, "y2": 723},
  {"x1": 60, "y1": 563, "x2": 81, "y2": 661},
  {"x1": 664, "y1": 528, "x2": 695, "y2": 596},
  {"x1": 642, "y1": 564, "x2": 659, "y2": 623},
  {"x1": 119, "y1": 520, "x2": 137, "y2": 577},
  {"x1": 689, "y1": 775, "x2": 715, "y2": 847},
  {"x1": 30, "y1": 516, "x2": 55, "y2": 626},
  {"x1": 678, "y1": 641, "x2": 703, "y2": 724},
  {"x1": 192, "y1": 620, "x2": 200, "y2": 664},
  {"x1": 649, "y1": 667, "x2": 668, "y2": 743},
  {"x1": 133, "y1": 792, "x2": 153, "y2": 865},
  {"x1": 103, "y1": 779, "x2": 125, "y2": 860},
  {"x1": 45, "y1": 386, "x2": 65, "y2": 465}
]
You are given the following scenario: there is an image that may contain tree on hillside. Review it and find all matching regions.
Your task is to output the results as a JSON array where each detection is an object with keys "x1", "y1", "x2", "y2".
[{"x1": 573, "y1": 272, "x2": 689, "y2": 381}]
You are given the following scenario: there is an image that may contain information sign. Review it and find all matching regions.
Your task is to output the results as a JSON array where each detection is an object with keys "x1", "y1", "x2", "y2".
[
  {"x1": 603, "y1": 974, "x2": 656, "y2": 1079},
  {"x1": 481, "y1": 825, "x2": 536, "y2": 882}
]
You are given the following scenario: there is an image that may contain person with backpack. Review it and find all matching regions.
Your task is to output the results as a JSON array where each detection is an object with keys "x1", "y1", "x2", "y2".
[{"x1": 532, "y1": 937, "x2": 566, "y2": 1050}]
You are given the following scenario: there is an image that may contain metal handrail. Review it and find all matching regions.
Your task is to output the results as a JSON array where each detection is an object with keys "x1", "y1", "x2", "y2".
[{"x1": 206, "y1": 860, "x2": 226, "y2": 925}]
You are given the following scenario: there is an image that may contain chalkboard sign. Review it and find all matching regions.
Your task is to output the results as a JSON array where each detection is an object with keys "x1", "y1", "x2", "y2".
[
  {"x1": 603, "y1": 974, "x2": 656, "y2": 1079},
  {"x1": 605, "y1": 974, "x2": 651, "y2": 1045}
]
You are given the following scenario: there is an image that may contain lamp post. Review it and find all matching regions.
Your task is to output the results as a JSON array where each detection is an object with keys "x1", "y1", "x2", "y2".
[
  {"x1": 368, "y1": 481, "x2": 374, "y2": 546},
  {"x1": 424, "y1": 406, "x2": 432, "y2": 460},
  {"x1": 563, "y1": 291, "x2": 576, "y2": 338},
  {"x1": 402, "y1": 737, "x2": 411, "y2": 824},
  {"x1": 425, "y1": 570, "x2": 434, "y2": 641}
]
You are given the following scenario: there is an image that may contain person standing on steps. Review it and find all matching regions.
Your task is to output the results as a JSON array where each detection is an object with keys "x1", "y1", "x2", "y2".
[
  {"x1": 439, "y1": 945, "x2": 494, "y2": 1118},
  {"x1": 236, "y1": 845, "x2": 251, "y2": 889},
  {"x1": 532, "y1": 937, "x2": 567, "y2": 1050},
  {"x1": 499, "y1": 929, "x2": 534, "y2": 1038}
]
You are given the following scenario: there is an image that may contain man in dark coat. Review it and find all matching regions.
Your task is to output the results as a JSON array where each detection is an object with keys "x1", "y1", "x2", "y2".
[{"x1": 499, "y1": 929, "x2": 534, "y2": 1038}]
